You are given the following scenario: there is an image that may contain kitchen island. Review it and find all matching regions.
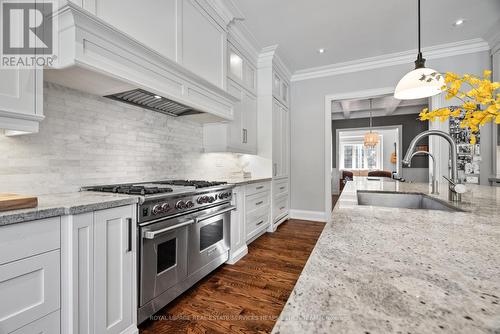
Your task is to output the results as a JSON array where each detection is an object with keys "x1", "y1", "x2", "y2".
[{"x1": 273, "y1": 178, "x2": 500, "y2": 334}]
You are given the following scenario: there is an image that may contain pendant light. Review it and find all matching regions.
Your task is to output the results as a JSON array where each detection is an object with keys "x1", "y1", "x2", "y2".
[
  {"x1": 364, "y1": 99, "x2": 379, "y2": 147},
  {"x1": 394, "y1": 0, "x2": 445, "y2": 100}
]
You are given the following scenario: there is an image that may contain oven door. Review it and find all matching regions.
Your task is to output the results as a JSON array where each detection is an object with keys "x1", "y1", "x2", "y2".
[
  {"x1": 188, "y1": 205, "x2": 234, "y2": 275},
  {"x1": 140, "y1": 217, "x2": 193, "y2": 307}
]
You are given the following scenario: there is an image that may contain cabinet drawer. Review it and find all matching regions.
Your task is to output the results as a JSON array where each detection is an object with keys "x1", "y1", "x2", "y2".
[
  {"x1": 273, "y1": 194, "x2": 289, "y2": 221},
  {"x1": 0, "y1": 217, "x2": 60, "y2": 265},
  {"x1": 0, "y1": 250, "x2": 60, "y2": 333},
  {"x1": 246, "y1": 206, "x2": 270, "y2": 241},
  {"x1": 11, "y1": 310, "x2": 60, "y2": 334},
  {"x1": 273, "y1": 178, "x2": 289, "y2": 198},
  {"x1": 245, "y1": 191, "x2": 270, "y2": 214},
  {"x1": 245, "y1": 181, "x2": 271, "y2": 197}
]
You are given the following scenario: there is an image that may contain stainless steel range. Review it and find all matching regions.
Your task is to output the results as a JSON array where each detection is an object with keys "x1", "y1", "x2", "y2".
[{"x1": 84, "y1": 180, "x2": 235, "y2": 324}]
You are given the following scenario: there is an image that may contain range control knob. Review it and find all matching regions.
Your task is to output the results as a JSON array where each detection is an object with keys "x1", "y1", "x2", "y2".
[
  {"x1": 161, "y1": 203, "x2": 170, "y2": 212},
  {"x1": 207, "y1": 196, "x2": 215, "y2": 203},
  {"x1": 197, "y1": 196, "x2": 206, "y2": 204},
  {"x1": 152, "y1": 204, "x2": 162, "y2": 215},
  {"x1": 175, "y1": 200, "x2": 186, "y2": 210},
  {"x1": 185, "y1": 200, "x2": 194, "y2": 208},
  {"x1": 219, "y1": 192, "x2": 229, "y2": 199}
]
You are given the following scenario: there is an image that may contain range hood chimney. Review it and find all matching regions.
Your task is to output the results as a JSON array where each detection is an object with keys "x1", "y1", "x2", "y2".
[{"x1": 104, "y1": 89, "x2": 203, "y2": 117}]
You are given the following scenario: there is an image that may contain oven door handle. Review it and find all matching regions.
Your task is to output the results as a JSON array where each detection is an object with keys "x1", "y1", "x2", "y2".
[
  {"x1": 143, "y1": 219, "x2": 195, "y2": 240},
  {"x1": 195, "y1": 206, "x2": 236, "y2": 224}
]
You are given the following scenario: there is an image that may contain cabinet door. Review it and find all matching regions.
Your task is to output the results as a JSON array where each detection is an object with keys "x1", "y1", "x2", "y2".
[
  {"x1": 94, "y1": 206, "x2": 135, "y2": 334},
  {"x1": 70, "y1": 213, "x2": 94, "y2": 334},
  {"x1": 181, "y1": 0, "x2": 226, "y2": 87},
  {"x1": 0, "y1": 68, "x2": 43, "y2": 133},
  {"x1": 242, "y1": 91, "x2": 257, "y2": 154},
  {"x1": 272, "y1": 99, "x2": 283, "y2": 177},
  {"x1": 95, "y1": 0, "x2": 177, "y2": 60},
  {"x1": 281, "y1": 106, "x2": 290, "y2": 177},
  {"x1": 227, "y1": 80, "x2": 244, "y2": 150}
]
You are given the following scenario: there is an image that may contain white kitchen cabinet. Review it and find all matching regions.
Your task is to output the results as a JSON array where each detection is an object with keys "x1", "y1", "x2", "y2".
[
  {"x1": 203, "y1": 79, "x2": 257, "y2": 154},
  {"x1": 228, "y1": 43, "x2": 257, "y2": 95},
  {"x1": 244, "y1": 181, "x2": 271, "y2": 243},
  {"x1": 227, "y1": 186, "x2": 248, "y2": 264},
  {"x1": 94, "y1": 0, "x2": 177, "y2": 61},
  {"x1": 62, "y1": 205, "x2": 137, "y2": 334},
  {"x1": 0, "y1": 218, "x2": 61, "y2": 334},
  {"x1": 258, "y1": 47, "x2": 291, "y2": 228},
  {"x1": 180, "y1": 0, "x2": 226, "y2": 88},
  {"x1": 0, "y1": 68, "x2": 43, "y2": 135}
]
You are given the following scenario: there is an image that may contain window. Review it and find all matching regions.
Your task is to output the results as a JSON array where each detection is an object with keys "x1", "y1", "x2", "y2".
[{"x1": 339, "y1": 136, "x2": 382, "y2": 170}]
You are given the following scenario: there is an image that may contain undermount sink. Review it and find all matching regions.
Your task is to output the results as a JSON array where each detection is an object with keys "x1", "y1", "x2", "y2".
[{"x1": 357, "y1": 191, "x2": 464, "y2": 212}]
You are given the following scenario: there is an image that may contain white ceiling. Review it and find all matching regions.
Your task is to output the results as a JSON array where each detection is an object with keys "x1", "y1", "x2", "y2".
[{"x1": 231, "y1": 0, "x2": 500, "y2": 71}]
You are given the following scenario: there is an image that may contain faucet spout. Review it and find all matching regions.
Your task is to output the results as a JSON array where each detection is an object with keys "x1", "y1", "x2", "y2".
[
  {"x1": 403, "y1": 130, "x2": 461, "y2": 202},
  {"x1": 403, "y1": 130, "x2": 458, "y2": 182}
]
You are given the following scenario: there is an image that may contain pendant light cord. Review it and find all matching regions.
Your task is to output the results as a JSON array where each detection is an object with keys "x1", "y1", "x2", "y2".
[
  {"x1": 369, "y1": 99, "x2": 373, "y2": 133},
  {"x1": 414, "y1": 0, "x2": 425, "y2": 68},
  {"x1": 417, "y1": 0, "x2": 421, "y2": 54}
]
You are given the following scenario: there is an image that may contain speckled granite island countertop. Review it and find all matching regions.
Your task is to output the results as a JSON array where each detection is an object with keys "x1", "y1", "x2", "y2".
[
  {"x1": 273, "y1": 178, "x2": 500, "y2": 334},
  {"x1": 0, "y1": 192, "x2": 139, "y2": 226}
]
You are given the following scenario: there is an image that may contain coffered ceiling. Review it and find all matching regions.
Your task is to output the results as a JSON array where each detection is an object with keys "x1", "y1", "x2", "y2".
[{"x1": 231, "y1": 0, "x2": 500, "y2": 71}]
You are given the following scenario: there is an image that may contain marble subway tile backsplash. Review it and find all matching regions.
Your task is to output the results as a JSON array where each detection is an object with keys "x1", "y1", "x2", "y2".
[{"x1": 0, "y1": 83, "x2": 245, "y2": 195}]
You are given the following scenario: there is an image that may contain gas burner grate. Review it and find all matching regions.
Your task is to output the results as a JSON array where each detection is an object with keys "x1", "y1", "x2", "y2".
[{"x1": 88, "y1": 185, "x2": 173, "y2": 195}]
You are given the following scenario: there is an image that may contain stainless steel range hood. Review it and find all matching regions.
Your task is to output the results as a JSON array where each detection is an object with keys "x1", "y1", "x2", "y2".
[{"x1": 104, "y1": 89, "x2": 203, "y2": 117}]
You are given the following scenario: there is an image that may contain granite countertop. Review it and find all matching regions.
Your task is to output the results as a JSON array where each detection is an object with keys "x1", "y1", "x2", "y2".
[
  {"x1": 0, "y1": 191, "x2": 139, "y2": 226},
  {"x1": 273, "y1": 178, "x2": 500, "y2": 334},
  {"x1": 218, "y1": 176, "x2": 272, "y2": 185}
]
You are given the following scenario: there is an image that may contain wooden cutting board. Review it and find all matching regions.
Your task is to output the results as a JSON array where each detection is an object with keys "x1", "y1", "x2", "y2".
[{"x1": 0, "y1": 193, "x2": 38, "y2": 212}]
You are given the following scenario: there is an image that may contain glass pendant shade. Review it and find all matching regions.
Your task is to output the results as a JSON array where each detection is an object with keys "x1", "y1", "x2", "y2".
[
  {"x1": 394, "y1": 67, "x2": 445, "y2": 100},
  {"x1": 364, "y1": 132, "x2": 379, "y2": 147}
]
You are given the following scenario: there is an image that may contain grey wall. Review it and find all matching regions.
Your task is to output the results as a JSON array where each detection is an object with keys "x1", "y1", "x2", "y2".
[
  {"x1": 290, "y1": 51, "x2": 492, "y2": 213},
  {"x1": 0, "y1": 83, "x2": 246, "y2": 195},
  {"x1": 333, "y1": 113, "x2": 429, "y2": 168}
]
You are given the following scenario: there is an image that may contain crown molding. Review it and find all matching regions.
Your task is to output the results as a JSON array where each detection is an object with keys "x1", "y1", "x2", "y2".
[
  {"x1": 484, "y1": 19, "x2": 500, "y2": 55},
  {"x1": 258, "y1": 45, "x2": 293, "y2": 80},
  {"x1": 291, "y1": 38, "x2": 490, "y2": 82}
]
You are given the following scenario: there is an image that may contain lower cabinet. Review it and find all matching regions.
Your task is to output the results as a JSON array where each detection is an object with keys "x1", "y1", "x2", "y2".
[
  {"x1": 272, "y1": 177, "x2": 289, "y2": 226},
  {"x1": 227, "y1": 180, "x2": 272, "y2": 264},
  {"x1": 244, "y1": 181, "x2": 271, "y2": 243},
  {"x1": 0, "y1": 217, "x2": 61, "y2": 334},
  {"x1": 62, "y1": 205, "x2": 137, "y2": 334}
]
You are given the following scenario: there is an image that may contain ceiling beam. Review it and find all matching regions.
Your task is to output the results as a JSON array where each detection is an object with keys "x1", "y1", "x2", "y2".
[
  {"x1": 384, "y1": 98, "x2": 401, "y2": 115},
  {"x1": 340, "y1": 101, "x2": 351, "y2": 119}
]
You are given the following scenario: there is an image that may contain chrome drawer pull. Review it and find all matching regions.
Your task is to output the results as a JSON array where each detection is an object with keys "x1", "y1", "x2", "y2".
[
  {"x1": 280, "y1": 186, "x2": 285, "y2": 190},
  {"x1": 255, "y1": 201, "x2": 264, "y2": 206},
  {"x1": 256, "y1": 220, "x2": 264, "y2": 226},
  {"x1": 280, "y1": 206, "x2": 285, "y2": 210},
  {"x1": 143, "y1": 219, "x2": 195, "y2": 239},
  {"x1": 256, "y1": 186, "x2": 264, "y2": 190}
]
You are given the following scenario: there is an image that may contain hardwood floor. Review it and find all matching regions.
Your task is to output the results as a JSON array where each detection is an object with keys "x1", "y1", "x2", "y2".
[
  {"x1": 139, "y1": 219, "x2": 325, "y2": 334},
  {"x1": 332, "y1": 194, "x2": 340, "y2": 209}
]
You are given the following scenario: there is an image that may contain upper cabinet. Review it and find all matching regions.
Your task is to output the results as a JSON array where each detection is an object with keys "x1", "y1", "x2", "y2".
[
  {"x1": 69, "y1": 0, "x2": 226, "y2": 89},
  {"x1": 47, "y1": 0, "x2": 237, "y2": 122},
  {"x1": 180, "y1": 0, "x2": 226, "y2": 88},
  {"x1": 272, "y1": 71, "x2": 289, "y2": 108},
  {"x1": 228, "y1": 43, "x2": 256, "y2": 94},
  {"x1": 94, "y1": 0, "x2": 177, "y2": 61},
  {"x1": 0, "y1": 68, "x2": 43, "y2": 135}
]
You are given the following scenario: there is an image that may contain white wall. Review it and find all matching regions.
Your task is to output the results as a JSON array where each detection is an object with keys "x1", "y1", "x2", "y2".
[
  {"x1": 0, "y1": 83, "x2": 264, "y2": 195},
  {"x1": 290, "y1": 51, "x2": 492, "y2": 213}
]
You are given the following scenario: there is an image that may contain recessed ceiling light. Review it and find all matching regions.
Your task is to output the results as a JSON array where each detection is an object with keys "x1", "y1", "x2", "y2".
[
  {"x1": 153, "y1": 95, "x2": 162, "y2": 99},
  {"x1": 453, "y1": 18, "x2": 465, "y2": 26},
  {"x1": 318, "y1": 48, "x2": 325, "y2": 54}
]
